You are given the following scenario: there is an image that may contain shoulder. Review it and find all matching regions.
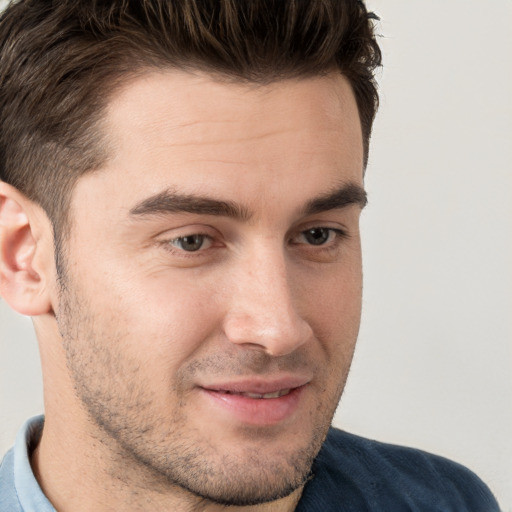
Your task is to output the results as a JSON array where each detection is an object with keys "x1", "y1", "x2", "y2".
[{"x1": 296, "y1": 428, "x2": 500, "y2": 512}]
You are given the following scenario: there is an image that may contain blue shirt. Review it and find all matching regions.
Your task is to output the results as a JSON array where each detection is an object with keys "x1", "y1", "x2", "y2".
[
  {"x1": 1, "y1": 416, "x2": 500, "y2": 511},
  {"x1": 0, "y1": 417, "x2": 54, "y2": 512}
]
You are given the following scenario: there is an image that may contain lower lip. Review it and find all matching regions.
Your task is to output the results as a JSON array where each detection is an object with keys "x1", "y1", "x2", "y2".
[{"x1": 200, "y1": 386, "x2": 305, "y2": 426}]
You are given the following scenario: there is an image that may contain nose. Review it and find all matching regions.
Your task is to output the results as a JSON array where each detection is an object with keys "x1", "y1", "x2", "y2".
[{"x1": 222, "y1": 248, "x2": 313, "y2": 356}]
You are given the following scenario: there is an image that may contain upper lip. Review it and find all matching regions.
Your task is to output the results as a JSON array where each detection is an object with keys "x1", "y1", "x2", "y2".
[{"x1": 200, "y1": 375, "x2": 311, "y2": 394}]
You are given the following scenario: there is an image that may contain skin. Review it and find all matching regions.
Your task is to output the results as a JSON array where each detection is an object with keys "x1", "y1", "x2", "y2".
[{"x1": 0, "y1": 70, "x2": 365, "y2": 511}]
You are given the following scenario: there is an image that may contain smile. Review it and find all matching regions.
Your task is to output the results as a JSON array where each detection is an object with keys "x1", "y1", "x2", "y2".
[{"x1": 199, "y1": 380, "x2": 308, "y2": 426}]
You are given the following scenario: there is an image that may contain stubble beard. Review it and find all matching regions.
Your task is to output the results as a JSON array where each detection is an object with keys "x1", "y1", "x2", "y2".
[{"x1": 55, "y1": 264, "x2": 352, "y2": 507}]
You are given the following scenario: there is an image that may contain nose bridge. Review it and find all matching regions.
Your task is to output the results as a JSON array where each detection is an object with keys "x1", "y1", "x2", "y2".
[{"x1": 223, "y1": 241, "x2": 312, "y2": 356}]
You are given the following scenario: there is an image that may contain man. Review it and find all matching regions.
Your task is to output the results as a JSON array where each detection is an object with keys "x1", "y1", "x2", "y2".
[{"x1": 0, "y1": 1, "x2": 500, "y2": 511}]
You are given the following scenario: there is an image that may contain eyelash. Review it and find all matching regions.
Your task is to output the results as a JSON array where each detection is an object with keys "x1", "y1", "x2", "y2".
[{"x1": 161, "y1": 227, "x2": 348, "y2": 256}]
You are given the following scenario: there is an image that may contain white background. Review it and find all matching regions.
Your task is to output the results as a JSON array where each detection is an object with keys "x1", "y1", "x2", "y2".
[{"x1": 1, "y1": 0, "x2": 511, "y2": 509}]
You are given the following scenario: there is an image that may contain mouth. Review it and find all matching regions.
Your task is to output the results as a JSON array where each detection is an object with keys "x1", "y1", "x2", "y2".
[
  {"x1": 215, "y1": 388, "x2": 292, "y2": 399},
  {"x1": 198, "y1": 377, "x2": 309, "y2": 426}
]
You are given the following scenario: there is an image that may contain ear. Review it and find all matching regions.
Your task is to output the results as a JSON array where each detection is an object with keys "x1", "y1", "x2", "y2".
[{"x1": 0, "y1": 182, "x2": 54, "y2": 316}]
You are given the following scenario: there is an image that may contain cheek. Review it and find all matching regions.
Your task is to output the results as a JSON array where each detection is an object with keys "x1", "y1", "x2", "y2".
[
  {"x1": 66, "y1": 271, "x2": 225, "y2": 410},
  {"x1": 296, "y1": 257, "x2": 362, "y2": 342},
  {"x1": 93, "y1": 268, "x2": 224, "y2": 363}
]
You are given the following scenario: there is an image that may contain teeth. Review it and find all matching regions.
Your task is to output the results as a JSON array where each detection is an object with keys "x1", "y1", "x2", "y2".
[{"x1": 224, "y1": 389, "x2": 291, "y2": 399}]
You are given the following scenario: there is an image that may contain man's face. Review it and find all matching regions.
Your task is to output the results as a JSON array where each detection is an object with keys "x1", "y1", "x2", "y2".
[{"x1": 56, "y1": 71, "x2": 365, "y2": 505}]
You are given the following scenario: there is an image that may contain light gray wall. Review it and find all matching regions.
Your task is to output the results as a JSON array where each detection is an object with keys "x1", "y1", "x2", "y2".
[
  {"x1": 1, "y1": 0, "x2": 511, "y2": 509},
  {"x1": 335, "y1": 1, "x2": 512, "y2": 509}
]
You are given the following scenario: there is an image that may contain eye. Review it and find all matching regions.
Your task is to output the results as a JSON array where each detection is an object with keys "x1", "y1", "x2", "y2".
[
  {"x1": 296, "y1": 227, "x2": 341, "y2": 246},
  {"x1": 168, "y1": 234, "x2": 212, "y2": 252}
]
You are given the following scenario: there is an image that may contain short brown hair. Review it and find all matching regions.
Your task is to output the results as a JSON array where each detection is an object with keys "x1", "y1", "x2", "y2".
[{"x1": 0, "y1": 0, "x2": 381, "y2": 240}]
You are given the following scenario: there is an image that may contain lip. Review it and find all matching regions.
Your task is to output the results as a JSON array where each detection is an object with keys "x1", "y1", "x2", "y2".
[
  {"x1": 198, "y1": 376, "x2": 310, "y2": 426},
  {"x1": 202, "y1": 375, "x2": 311, "y2": 395}
]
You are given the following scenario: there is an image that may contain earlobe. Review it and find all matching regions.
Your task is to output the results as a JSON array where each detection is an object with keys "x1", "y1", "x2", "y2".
[{"x1": 0, "y1": 182, "x2": 53, "y2": 316}]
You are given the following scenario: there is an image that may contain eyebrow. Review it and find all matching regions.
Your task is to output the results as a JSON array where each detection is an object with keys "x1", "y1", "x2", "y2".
[
  {"x1": 129, "y1": 183, "x2": 367, "y2": 220},
  {"x1": 302, "y1": 183, "x2": 367, "y2": 215},
  {"x1": 130, "y1": 189, "x2": 251, "y2": 221}
]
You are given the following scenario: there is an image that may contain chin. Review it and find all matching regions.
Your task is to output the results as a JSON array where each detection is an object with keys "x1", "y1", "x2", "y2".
[{"x1": 167, "y1": 449, "x2": 313, "y2": 506}]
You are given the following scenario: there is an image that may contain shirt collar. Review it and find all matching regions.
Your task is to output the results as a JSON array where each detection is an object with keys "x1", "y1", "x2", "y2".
[{"x1": 13, "y1": 415, "x2": 55, "y2": 512}]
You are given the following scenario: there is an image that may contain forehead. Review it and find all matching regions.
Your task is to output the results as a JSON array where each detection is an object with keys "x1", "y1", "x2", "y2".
[
  {"x1": 72, "y1": 70, "x2": 363, "y2": 220},
  {"x1": 105, "y1": 70, "x2": 360, "y2": 140}
]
